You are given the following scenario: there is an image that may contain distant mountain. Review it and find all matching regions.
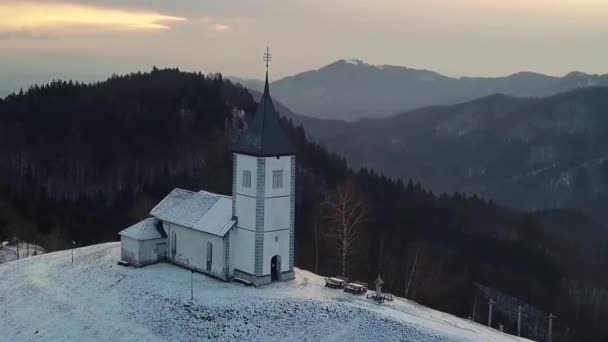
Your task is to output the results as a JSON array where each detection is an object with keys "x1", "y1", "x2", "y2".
[
  {"x1": 269, "y1": 59, "x2": 608, "y2": 120},
  {"x1": 295, "y1": 87, "x2": 608, "y2": 224}
]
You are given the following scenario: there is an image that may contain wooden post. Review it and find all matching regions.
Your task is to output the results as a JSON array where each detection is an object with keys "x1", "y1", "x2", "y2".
[
  {"x1": 517, "y1": 305, "x2": 523, "y2": 337},
  {"x1": 548, "y1": 313, "x2": 556, "y2": 342}
]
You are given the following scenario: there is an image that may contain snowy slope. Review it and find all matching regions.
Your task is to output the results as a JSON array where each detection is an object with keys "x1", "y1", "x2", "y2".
[{"x1": 0, "y1": 243, "x2": 531, "y2": 342}]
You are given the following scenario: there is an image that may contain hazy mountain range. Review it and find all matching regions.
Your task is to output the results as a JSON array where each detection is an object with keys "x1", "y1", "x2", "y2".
[
  {"x1": 239, "y1": 60, "x2": 608, "y2": 223},
  {"x1": 242, "y1": 59, "x2": 608, "y2": 121},
  {"x1": 291, "y1": 87, "x2": 608, "y2": 224}
]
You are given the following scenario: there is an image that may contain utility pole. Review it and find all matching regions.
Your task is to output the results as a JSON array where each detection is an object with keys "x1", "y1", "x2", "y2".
[
  {"x1": 488, "y1": 298, "x2": 495, "y2": 327},
  {"x1": 548, "y1": 313, "x2": 556, "y2": 342},
  {"x1": 517, "y1": 305, "x2": 523, "y2": 337}
]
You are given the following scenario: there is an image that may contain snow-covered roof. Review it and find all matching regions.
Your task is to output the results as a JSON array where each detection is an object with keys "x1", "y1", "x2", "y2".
[
  {"x1": 149, "y1": 188, "x2": 235, "y2": 237},
  {"x1": 232, "y1": 72, "x2": 296, "y2": 157},
  {"x1": 119, "y1": 218, "x2": 167, "y2": 241}
]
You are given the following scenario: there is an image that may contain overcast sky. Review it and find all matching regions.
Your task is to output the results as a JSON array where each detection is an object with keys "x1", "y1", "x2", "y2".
[{"x1": 1, "y1": 0, "x2": 607, "y2": 84}]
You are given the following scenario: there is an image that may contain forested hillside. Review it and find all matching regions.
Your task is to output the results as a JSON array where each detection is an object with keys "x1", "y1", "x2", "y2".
[
  {"x1": 295, "y1": 88, "x2": 608, "y2": 228},
  {"x1": 0, "y1": 70, "x2": 607, "y2": 341}
]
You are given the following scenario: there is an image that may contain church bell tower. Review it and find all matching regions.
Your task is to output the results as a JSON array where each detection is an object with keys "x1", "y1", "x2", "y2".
[{"x1": 229, "y1": 48, "x2": 296, "y2": 286}]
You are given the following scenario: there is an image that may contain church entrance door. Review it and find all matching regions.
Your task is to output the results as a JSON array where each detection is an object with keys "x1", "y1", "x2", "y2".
[{"x1": 271, "y1": 255, "x2": 281, "y2": 281}]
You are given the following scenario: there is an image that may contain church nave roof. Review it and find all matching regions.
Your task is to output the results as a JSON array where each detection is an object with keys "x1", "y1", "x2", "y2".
[{"x1": 150, "y1": 188, "x2": 235, "y2": 237}]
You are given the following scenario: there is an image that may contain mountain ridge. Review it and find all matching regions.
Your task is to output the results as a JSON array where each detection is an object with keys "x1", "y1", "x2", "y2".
[{"x1": 261, "y1": 59, "x2": 608, "y2": 120}]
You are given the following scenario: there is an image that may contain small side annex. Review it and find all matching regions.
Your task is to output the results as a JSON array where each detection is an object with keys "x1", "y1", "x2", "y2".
[{"x1": 119, "y1": 218, "x2": 167, "y2": 267}]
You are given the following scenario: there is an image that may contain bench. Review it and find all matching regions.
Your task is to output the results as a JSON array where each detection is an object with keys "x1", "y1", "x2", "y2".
[
  {"x1": 325, "y1": 276, "x2": 348, "y2": 289},
  {"x1": 344, "y1": 281, "x2": 368, "y2": 294}
]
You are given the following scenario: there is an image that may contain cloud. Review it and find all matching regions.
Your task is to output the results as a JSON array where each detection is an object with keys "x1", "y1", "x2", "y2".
[
  {"x1": 0, "y1": 1, "x2": 186, "y2": 33},
  {"x1": 212, "y1": 24, "x2": 231, "y2": 32},
  {"x1": 199, "y1": 16, "x2": 239, "y2": 33}
]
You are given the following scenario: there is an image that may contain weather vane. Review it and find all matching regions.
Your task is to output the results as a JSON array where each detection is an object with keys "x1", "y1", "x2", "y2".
[{"x1": 263, "y1": 46, "x2": 272, "y2": 71}]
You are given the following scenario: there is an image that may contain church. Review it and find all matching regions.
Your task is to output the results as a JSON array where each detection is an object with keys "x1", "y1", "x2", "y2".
[{"x1": 118, "y1": 61, "x2": 296, "y2": 286}]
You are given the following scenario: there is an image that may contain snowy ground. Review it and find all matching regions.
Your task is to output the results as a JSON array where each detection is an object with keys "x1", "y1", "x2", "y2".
[
  {"x1": 0, "y1": 243, "x2": 532, "y2": 341},
  {"x1": 0, "y1": 241, "x2": 45, "y2": 264}
]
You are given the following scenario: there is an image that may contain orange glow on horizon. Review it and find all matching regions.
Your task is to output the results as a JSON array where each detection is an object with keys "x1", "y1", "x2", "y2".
[{"x1": 0, "y1": 2, "x2": 186, "y2": 32}]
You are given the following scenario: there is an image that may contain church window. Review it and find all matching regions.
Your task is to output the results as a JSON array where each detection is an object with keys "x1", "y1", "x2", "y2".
[
  {"x1": 171, "y1": 231, "x2": 177, "y2": 255},
  {"x1": 242, "y1": 170, "x2": 251, "y2": 188},
  {"x1": 272, "y1": 170, "x2": 284, "y2": 189},
  {"x1": 206, "y1": 242, "x2": 212, "y2": 272}
]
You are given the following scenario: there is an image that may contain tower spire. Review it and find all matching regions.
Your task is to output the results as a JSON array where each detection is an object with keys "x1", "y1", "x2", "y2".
[
  {"x1": 263, "y1": 46, "x2": 272, "y2": 83},
  {"x1": 232, "y1": 47, "x2": 294, "y2": 157},
  {"x1": 264, "y1": 46, "x2": 272, "y2": 70}
]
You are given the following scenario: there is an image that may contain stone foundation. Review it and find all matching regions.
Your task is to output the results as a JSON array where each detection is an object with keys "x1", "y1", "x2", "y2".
[{"x1": 233, "y1": 269, "x2": 294, "y2": 287}]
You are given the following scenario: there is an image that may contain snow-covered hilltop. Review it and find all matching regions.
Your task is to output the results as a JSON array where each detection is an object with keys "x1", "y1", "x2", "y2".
[{"x1": 0, "y1": 243, "x2": 530, "y2": 341}]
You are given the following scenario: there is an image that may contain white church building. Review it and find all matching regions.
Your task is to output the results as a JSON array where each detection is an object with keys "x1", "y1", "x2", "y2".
[{"x1": 119, "y1": 67, "x2": 297, "y2": 286}]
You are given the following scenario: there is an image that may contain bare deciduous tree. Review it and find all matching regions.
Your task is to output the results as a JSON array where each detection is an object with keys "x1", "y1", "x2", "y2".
[
  {"x1": 405, "y1": 247, "x2": 420, "y2": 299},
  {"x1": 325, "y1": 181, "x2": 370, "y2": 277},
  {"x1": 311, "y1": 205, "x2": 324, "y2": 274}
]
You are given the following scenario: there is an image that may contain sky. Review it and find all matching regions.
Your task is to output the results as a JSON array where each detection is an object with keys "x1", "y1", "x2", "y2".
[{"x1": 0, "y1": 0, "x2": 607, "y2": 89}]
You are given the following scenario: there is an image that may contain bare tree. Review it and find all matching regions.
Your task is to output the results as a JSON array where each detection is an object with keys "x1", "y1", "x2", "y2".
[
  {"x1": 312, "y1": 206, "x2": 323, "y2": 274},
  {"x1": 325, "y1": 181, "x2": 370, "y2": 277},
  {"x1": 405, "y1": 247, "x2": 420, "y2": 299}
]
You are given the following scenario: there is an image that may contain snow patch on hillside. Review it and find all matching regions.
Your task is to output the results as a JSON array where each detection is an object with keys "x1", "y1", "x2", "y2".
[
  {"x1": 0, "y1": 243, "x2": 531, "y2": 341},
  {"x1": 344, "y1": 59, "x2": 367, "y2": 66}
]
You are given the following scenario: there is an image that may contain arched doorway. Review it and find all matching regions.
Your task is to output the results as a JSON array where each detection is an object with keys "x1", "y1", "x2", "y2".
[{"x1": 271, "y1": 255, "x2": 281, "y2": 281}]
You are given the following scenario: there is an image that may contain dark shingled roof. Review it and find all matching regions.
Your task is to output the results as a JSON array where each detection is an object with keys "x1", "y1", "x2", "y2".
[{"x1": 232, "y1": 72, "x2": 296, "y2": 156}]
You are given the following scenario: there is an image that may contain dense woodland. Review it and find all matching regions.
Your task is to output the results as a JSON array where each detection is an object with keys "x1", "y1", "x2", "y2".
[
  {"x1": 295, "y1": 88, "x2": 608, "y2": 226},
  {"x1": 0, "y1": 69, "x2": 607, "y2": 341}
]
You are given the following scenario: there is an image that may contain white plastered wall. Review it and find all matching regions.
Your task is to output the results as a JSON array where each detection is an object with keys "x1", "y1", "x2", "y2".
[{"x1": 165, "y1": 223, "x2": 225, "y2": 278}]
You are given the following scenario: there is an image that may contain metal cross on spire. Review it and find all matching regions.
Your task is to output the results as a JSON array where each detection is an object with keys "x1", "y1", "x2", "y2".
[{"x1": 263, "y1": 46, "x2": 272, "y2": 71}]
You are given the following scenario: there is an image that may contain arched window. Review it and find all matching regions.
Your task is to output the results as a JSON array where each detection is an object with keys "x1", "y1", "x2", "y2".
[
  {"x1": 171, "y1": 231, "x2": 177, "y2": 255},
  {"x1": 206, "y1": 242, "x2": 212, "y2": 272}
]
